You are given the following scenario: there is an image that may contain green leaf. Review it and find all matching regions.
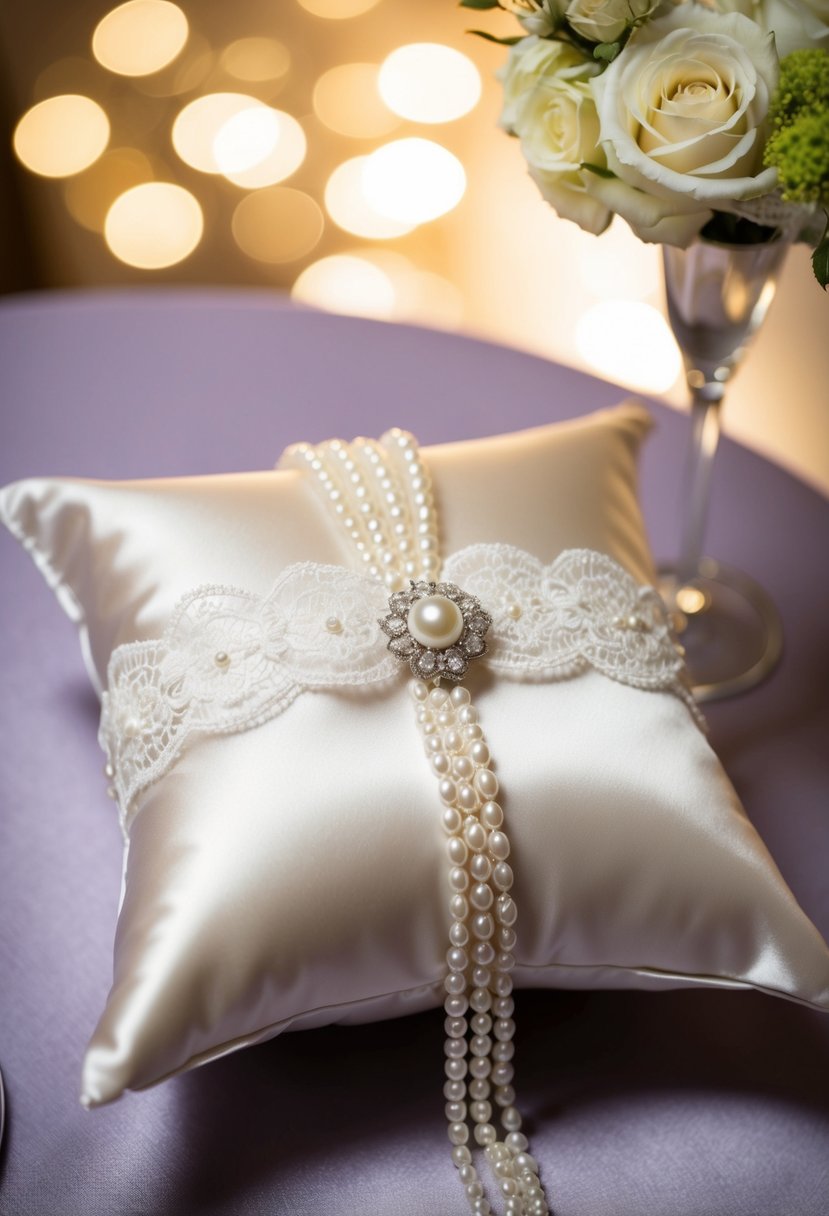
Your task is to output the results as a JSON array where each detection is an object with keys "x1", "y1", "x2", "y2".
[
  {"x1": 593, "y1": 41, "x2": 621, "y2": 62},
  {"x1": 812, "y1": 214, "x2": 829, "y2": 289},
  {"x1": 467, "y1": 28, "x2": 523, "y2": 44},
  {"x1": 459, "y1": 0, "x2": 501, "y2": 9},
  {"x1": 580, "y1": 162, "x2": 616, "y2": 179}
]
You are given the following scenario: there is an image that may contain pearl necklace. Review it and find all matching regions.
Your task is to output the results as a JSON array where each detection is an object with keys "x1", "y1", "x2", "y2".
[{"x1": 283, "y1": 431, "x2": 550, "y2": 1216}]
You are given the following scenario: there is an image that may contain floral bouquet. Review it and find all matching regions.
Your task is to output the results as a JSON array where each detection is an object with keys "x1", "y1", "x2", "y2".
[{"x1": 464, "y1": 0, "x2": 829, "y2": 285}]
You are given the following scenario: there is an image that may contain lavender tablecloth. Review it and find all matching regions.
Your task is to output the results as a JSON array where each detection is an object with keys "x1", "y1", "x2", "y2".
[{"x1": 1, "y1": 289, "x2": 827, "y2": 1216}]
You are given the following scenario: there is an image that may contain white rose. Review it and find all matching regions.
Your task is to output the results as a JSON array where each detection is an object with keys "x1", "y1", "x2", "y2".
[
  {"x1": 588, "y1": 6, "x2": 779, "y2": 245},
  {"x1": 503, "y1": 0, "x2": 567, "y2": 37},
  {"x1": 713, "y1": 0, "x2": 829, "y2": 58},
  {"x1": 498, "y1": 35, "x2": 599, "y2": 133},
  {"x1": 514, "y1": 66, "x2": 613, "y2": 234},
  {"x1": 566, "y1": 0, "x2": 658, "y2": 44}
]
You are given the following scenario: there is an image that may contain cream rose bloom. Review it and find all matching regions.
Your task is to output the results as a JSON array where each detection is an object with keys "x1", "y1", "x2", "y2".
[
  {"x1": 713, "y1": 0, "x2": 829, "y2": 58},
  {"x1": 588, "y1": 6, "x2": 780, "y2": 245},
  {"x1": 566, "y1": 0, "x2": 658, "y2": 44},
  {"x1": 506, "y1": 46, "x2": 612, "y2": 234},
  {"x1": 499, "y1": 35, "x2": 599, "y2": 132}
]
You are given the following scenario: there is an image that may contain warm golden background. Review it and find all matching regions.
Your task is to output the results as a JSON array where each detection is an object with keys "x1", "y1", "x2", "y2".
[{"x1": 2, "y1": 0, "x2": 827, "y2": 492}]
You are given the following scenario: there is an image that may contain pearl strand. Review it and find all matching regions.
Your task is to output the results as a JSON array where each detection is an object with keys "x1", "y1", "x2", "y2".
[
  {"x1": 380, "y1": 428, "x2": 441, "y2": 582},
  {"x1": 410, "y1": 679, "x2": 550, "y2": 1216}
]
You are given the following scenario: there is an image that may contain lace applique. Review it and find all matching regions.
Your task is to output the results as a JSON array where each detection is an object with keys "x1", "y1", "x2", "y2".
[{"x1": 100, "y1": 546, "x2": 700, "y2": 831}]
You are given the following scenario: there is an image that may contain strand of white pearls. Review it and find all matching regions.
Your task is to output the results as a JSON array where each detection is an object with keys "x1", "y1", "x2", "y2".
[
  {"x1": 282, "y1": 431, "x2": 440, "y2": 591},
  {"x1": 282, "y1": 439, "x2": 402, "y2": 588},
  {"x1": 379, "y1": 428, "x2": 441, "y2": 582},
  {"x1": 410, "y1": 679, "x2": 550, "y2": 1216}
]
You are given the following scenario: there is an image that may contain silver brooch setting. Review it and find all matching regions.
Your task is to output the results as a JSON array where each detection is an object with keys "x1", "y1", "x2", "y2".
[{"x1": 380, "y1": 580, "x2": 492, "y2": 682}]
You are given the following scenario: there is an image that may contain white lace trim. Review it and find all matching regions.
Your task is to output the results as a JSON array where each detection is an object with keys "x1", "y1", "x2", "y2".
[{"x1": 100, "y1": 546, "x2": 700, "y2": 832}]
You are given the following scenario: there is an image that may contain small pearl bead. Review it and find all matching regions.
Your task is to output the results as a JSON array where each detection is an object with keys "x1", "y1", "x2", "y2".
[
  {"x1": 472, "y1": 913, "x2": 494, "y2": 940},
  {"x1": 506, "y1": 1132, "x2": 528, "y2": 1153},
  {"x1": 449, "y1": 866, "x2": 469, "y2": 891},
  {"x1": 445, "y1": 1037, "x2": 466, "y2": 1059},
  {"x1": 470, "y1": 1034, "x2": 492, "y2": 1057},
  {"x1": 452, "y1": 755, "x2": 474, "y2": 780},
  {"x1": 494, "y1": 1018, "x2": 516, "y2": 1041},
  {"x1": 462, "y1": 723, "x2": 484, "y2": 741},
  {"x1": 471, "y1": 1013, "x2": 492, "y2": 1035},
  {"x1": 488, "y1": 832, "x2": 510, "y2": 861},
  {"x1": 429, "y1": 687, "x2": 450, "y2": 707},
  {"x1": 450, "y1": 894, "x2": 469, "y2": 918},
  {"x1": 324, "y1": 616, "x2": 342, "y2": 634},
  {"x1": 442, "y1": 807, "x2": 462, "y2": 834},
  {"x1": 445, "y1": 972, "x2": 466, "y2": 996},
  {"x1": 458, "y1": 705, "x2": 479, "y2": 725},
  {"x1": 493, "y1": 1039, "x2": 514, "y2": 1060},
  {"x1": 481, "y1": 802, "x2": 503, "y2": 828},
  {"x1": 475, "y1": 769, "x2": 499, "y2": 800},
  {"x1": 470, "y1": 1100, "x2": 492, "y2": 1124},
  {"x1": 498, "y1": 927, "x2": 517, "y2": 952},
  {"x1": 470, "y1": 854, "x2": 492, "y2": 882},
  {"x1": 445, "y1": 729, "x2": 464, "y2": 754},
  {"x1": 470, "y1": 741, "x2": 490, "y2": 766},
  {"x1": 474, "y1": 1123, "x2": 497, "y2": 1146},
  {"x1": 491, "y1": 1062, "x2": 514, "y2": 1086},
  {"x1": 451, "y1": 1144, "x2": 472, "y2": 1166},
  {"x1": 464, "y1": 822, "x2": 486, "y2": 851},
  {"x1": 449, "y1": 920, "x2": 469, "y2": 947},
  {"x1": 442, "y1": 1011, "x2": 469, "y2": 1040},
  {"x1": 445, "y1": 995, "x2": 468, "y2": 1018},
  {"x1": 472, "y1": 966, "x2": 491, "y2": 988},
  {"x1": 492, "y1": 997, "x2": 514, "y2": 1019},
  {"x1": 468, "y1": 1077, "x2": 490, "y2": 1100},
  {"x1": 458, "y1": 784, "x2": 479, "y2": 812},
  {"x1": 446, "y1": 1100, "x2": 467, "y2": 1122},
  {"x1": 447, "y1": 947, "x2": 468, "y2": 972},
  {"x1": 439, "y1": 779, "x2": 458, "y2": 806},
  {"x1": 470, "y1": 883, "x2": 493, "y2": 911},
  {"x1": 472, "y1": 941, "x2": 495, "y2": 965},
  {"x1": 496, "y1": 897, "x2": 518, "y2": 926},
  {"x1": 445, "y1": 1059, "x2": 467, "y2": 1081},
  {"x1": 501, "y1": 1106, "x2": 523, "y2": 1132},
  {"x1": 448, "y1": 1121, "x2": 469, "y2": 1145},
  {"x1": 469, "y1": 1055, "x2": 491, "y2": 1079},
  {"x1": 470, "y1": 987, "x2": 492, "y2": 1012},
  {"x1": 495, "y1": 1085, "x2": 516, "y2": 1108},
  {"x1": 432, "y1": 753, "x2": 451, "y2": 776},
  {"x1": 493, "y1": 862, "x2": 513, "y2": 891}
]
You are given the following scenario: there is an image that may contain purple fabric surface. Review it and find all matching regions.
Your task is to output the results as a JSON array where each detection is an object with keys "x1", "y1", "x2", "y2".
[{"x1": 0, "y1": 289, "x2": 827, "y2": 1216}]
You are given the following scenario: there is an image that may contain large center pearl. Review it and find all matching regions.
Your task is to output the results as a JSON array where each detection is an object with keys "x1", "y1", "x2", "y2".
[{"x1": 407, "y1": 595, "x2": 464, "y2": 650}]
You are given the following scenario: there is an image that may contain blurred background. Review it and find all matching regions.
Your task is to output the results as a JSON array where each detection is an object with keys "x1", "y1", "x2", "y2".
[{"x1": 1, "y1": 0, "x2": 827, "y2": 493}]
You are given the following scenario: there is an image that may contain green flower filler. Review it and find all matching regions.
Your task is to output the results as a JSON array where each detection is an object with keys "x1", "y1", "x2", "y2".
[
  {"x1": 764, "y1": 50, "x2": 829, "y2": 206},
  {"x1": 764, "y1": 49, "x2": 829, "y2": 287}
]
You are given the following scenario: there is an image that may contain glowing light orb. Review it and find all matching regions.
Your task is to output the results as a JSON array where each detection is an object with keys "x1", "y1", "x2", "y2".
[
  {"x1": 378, "y1": 44, "x2": 481, "y2": 123},
  {"x1": 92, "y1": 1, "x2": 188, "y2": 77},
  {"x1": 362, "y1": 138, "x2": 465, "y2": 224},
  {"x1": 104, "y1": 182, "x2": 203, "y2": 269},
  {"x1": 14, "y1": 95, "x2": 110, "y2": 178}
]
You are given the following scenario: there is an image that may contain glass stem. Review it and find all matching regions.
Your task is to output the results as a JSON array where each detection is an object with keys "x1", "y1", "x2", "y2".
[{"x1": 677, "y1": 385, "x2": 724, "y2": 587}]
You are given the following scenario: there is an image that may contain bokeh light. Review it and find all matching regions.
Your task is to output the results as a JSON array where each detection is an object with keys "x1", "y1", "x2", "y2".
[
  {"x1": 378, "y1": 44, "x2": 481, "y2": 123},
  {"x1": 292, "y1": 255, "x2": 396, "y2": 318},
  {"x1": 14, "y1": 95, "x2": 110, "y2": 178},
  {"x1": 232, "y1": 188, "x2": 324, "y2": 263},
  {"x1": 172, "y1": 93, "x2": 306, "y2": 185},
  {"x1": 313, "y1": 63, "x2": 398, "y2": 139},
  {"x1": 220, "y1": 37, "x2": 291, "y2": 83},
  {"x1": 213, "y1": 107, "x2": 280, "y2": 175},
  {"x1": 104, "y1": 181, "x2": 203, "y2": 268},
  {"x1": 222, "y1": 111, "x2": 306, "y2": 188},
  {"x1": 575, "y1": 301, "x2": 681, "y2": 393},
  {"x1": 92, "y1": 1, "x2": 188, "y2": 77},
  {"x1": 296, "y1": 0, "x2": 381, "y2": 18},
  {"x1": 64, "y1": 147, "x2": 154, "y2": 231},
  {"x1": 362, "y1": 138, "x2": 466, "y2": 224},
  {"x1": 324, "y1": 157, "x2": 414, "y2": 239}
]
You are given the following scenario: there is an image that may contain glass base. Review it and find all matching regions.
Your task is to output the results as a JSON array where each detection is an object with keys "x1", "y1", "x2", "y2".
[{"x1": 657, "y1": 557, "x2": 783, "y2": 702}]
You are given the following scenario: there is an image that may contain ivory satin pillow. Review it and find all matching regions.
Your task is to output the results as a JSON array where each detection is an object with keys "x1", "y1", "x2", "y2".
[{"x1": 2, "y1": 402, "x2": 828, "y2": 1110}]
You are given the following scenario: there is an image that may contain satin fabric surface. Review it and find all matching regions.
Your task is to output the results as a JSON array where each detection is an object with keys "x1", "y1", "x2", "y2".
[{"x1": 2, "y1": 402, "x2": 828, "y2": 1110}]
